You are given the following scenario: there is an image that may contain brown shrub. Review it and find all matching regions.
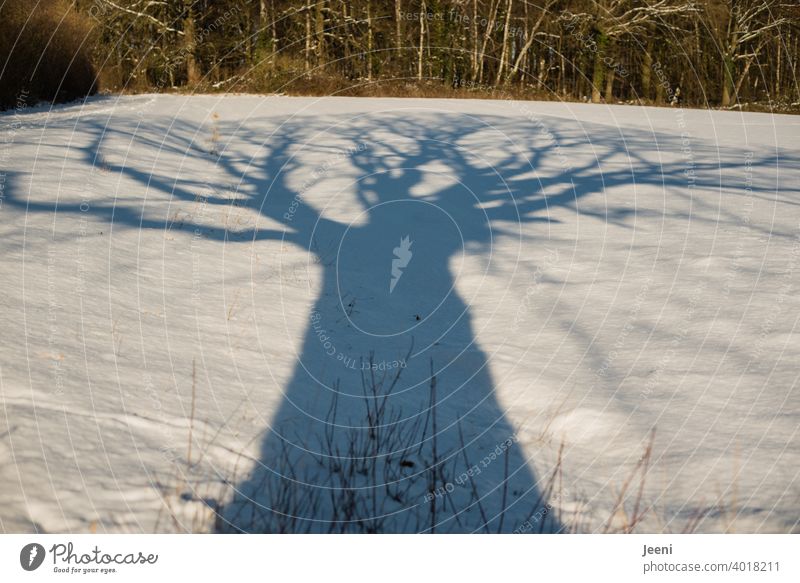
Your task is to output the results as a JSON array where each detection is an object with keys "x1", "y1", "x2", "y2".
[{"x1": 0, "y1": 0, "x2": 97, "y2": 109}]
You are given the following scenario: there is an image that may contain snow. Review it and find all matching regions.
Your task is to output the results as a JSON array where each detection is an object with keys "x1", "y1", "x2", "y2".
[{"x1": 0, "y1": 94, "x2": 798, "y2": 533}]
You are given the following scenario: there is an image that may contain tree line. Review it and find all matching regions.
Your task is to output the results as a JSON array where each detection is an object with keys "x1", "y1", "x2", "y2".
[{"x1": 2, "y1": 0, "x2": 799, "y2": 110}]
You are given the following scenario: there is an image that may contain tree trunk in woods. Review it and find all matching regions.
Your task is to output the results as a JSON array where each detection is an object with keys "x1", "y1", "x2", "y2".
[
  {"x1": 641, "y1": 31, "x2": 654, "y2": 101},
  {"x1": 341, "y1": 1, "x2": 350, "y2": 76},
  {"x1": 604, "y1": 67, "x2": 615, "y2": 102},
  {"x1": 395, "y1": 0, "x2": 402, "y2": 56},
  {"x1": 270, "y1": 0, "x2": 278, "y2": 66},
  {"x1": 367, "y1": 0, "x2": 373, "y2": 80},
  {"x1": 251, "y1": 0, "x2": 269, "y2": 62},
  {"x1": 471, "y1": 0, "x2": 478, "y2": 81},
  {"x1": 418, "y1": 1, "x2": 425, "y2": 81},
  {"x1": 722, "y1": 52, "x2": 734, "y2": 107},
  {"x1": 560, "y1": 39, "x2": 566, "y2": 96},
  {"x1": 304, "y1": 0, "x2": 312, "y2": 73},
  {"x1": 495, "y1": 0, "x2": 512, "y2": 85},
  {"x1": 734, "y1": 55, "x2": 755, "y2": 101},
  {"x1": 774, "y1": 34, "x2": 781, "y2": 98},
  {"x1": 538, "y1": 56, "x2": 546, "y2": 87},
  {"x1": 591, "y1": 32, "x2": 607, "y2": 103},
  {"x1": 183, "y1": 0, "x2": 200, "y2": 85},
  {"x1": 655, "y1": 73, "x2": 664, "y2": 104},
  {"x1": 476, "y1": 0, "x2": 500, "y2": 84},
  {"x1": 316, "y1": 1, "x2": 325, "y2": 66}
]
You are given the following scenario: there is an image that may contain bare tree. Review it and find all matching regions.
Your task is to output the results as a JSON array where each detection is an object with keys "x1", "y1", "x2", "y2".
[
  {"x1": 418, "y1": 0, "x2": 426, "y2": 81},
  {"x1": 42, "y1": 0, "x2": 800, "y2": 109},
  {"x1": 495, "y1": 0, "x2": 513, "y2": 84},
  {"x1": 508, "y1": 0, "x2": 558, "y2": 83},
  {"x1": 708, "y1": 0, "x2": 789, "y2": 106},
  {"x1": 570, "y1": 0, "x2": 697, "y2": 103},
  {"x1": 183, "y1": 0, "x2": 200, "y2": 85}
]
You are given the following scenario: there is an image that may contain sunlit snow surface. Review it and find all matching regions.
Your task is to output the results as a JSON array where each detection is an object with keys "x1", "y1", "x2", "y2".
[{"x1": 1, "y1": 94, "x2": 798, "y2": 533}]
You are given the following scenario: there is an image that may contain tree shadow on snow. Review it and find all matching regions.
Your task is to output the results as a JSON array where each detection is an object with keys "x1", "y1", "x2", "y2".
[
  {"x1": 5, "y1": 103, "x2": 795, "y2": 533},
  {"x1": 211, "y1": 112, "x2": 570, "y2": 533}
]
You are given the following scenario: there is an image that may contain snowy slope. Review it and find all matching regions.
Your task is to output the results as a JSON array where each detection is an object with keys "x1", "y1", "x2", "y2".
[{"x1": 0, "y1": 94, "x2": 798, "y2": 533}]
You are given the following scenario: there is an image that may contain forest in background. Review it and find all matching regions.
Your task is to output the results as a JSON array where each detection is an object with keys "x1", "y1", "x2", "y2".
[{"x1": 1, "y1": 0, "x2": 799, "y2": 111}]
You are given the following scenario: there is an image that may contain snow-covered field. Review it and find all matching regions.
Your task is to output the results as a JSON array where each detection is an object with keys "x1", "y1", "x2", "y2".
[{"x1": 1, "y1": 94, "x2": 798, "y2": 533}]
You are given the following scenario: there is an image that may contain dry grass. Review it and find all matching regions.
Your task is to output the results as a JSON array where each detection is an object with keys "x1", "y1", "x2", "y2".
[
  {"x1": 154, "y1": 355, "x2": 561, "y2": 533},
  {"x1": 150, "y1": 365, "x2": 730, "y2": 534}
]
